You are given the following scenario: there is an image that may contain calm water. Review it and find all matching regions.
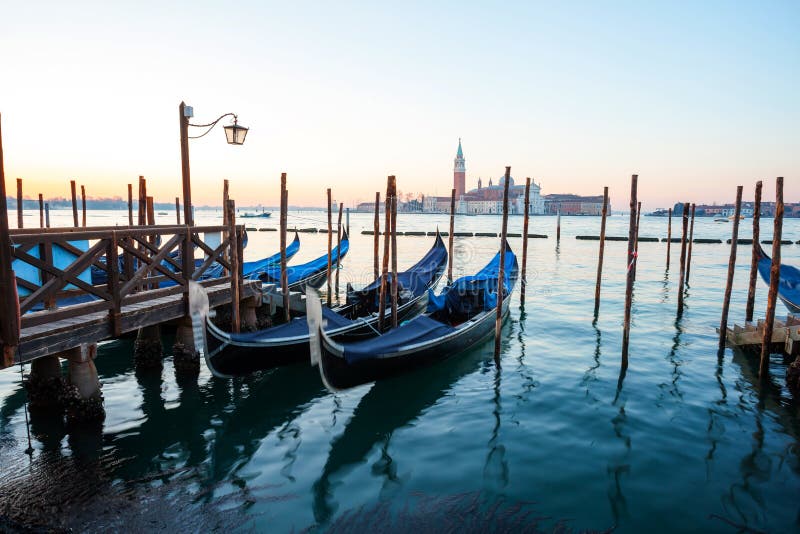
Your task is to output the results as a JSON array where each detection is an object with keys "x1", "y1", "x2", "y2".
[{"x1": 1, "y1": 208, "x2": 799, "y2": 532}]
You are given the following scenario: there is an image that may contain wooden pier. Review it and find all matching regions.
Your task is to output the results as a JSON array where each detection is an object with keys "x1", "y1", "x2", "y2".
[{"x1": 719, "y1": 315, "x2": 800, "y2": 358}]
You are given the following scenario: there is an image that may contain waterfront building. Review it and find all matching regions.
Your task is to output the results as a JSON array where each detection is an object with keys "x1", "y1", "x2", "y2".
[{"x1": 543, "y1": 194, "x2": 606, "y2": 215}]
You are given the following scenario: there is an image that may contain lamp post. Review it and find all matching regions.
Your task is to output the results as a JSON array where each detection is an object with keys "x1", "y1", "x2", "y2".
[{"x1": 179, "y1": 101, "x2": 248, "y2": 226}]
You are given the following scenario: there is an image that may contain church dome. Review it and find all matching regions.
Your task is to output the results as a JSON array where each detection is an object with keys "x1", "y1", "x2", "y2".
[{"x1": 498, "y1": 175, "x2": 514, "y2": 188}]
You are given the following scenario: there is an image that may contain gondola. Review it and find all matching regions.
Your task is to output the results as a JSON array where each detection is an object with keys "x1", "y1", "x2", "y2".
[
  {"x1": 201, "y1": 231, "x2": 300, "y2": 281},
  {"x1": 756, "y1": 244, "x2": 800, "y2": 313},
  {"x1": 308, "y1": 241, "x2": 518, "y2": 390},
  {"x1": 199, "y1": 231, "x2": 447, "y2": 377}
]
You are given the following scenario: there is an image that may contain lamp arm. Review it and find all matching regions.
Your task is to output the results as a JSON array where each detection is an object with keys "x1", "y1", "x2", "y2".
[{"x1": 187, "y1": 112, "x2": 238, "y2": 139}]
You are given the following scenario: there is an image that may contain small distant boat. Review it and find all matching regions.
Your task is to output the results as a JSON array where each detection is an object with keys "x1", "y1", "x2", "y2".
[
  {"x1": 714, "y1": 218, "x2": 729, "y2": 222},
  {"x1": 756, "y1": 244, "x2": 800, "y2": 313},
  {"x1": 158, "y1": 211, "x2": 168, "y2": 215},
  {"x1": 241, "y1": 208, "x2": 271, "y2": 218}
]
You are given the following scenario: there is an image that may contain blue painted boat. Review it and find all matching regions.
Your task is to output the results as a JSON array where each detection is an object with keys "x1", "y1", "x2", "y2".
[{"x1": 757, "y1": 244, "x2": 800, "y2": 313}]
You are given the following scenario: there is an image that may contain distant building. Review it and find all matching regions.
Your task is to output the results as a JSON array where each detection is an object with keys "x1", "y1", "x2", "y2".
[
  {"x1": 454, "y1": 138, "x2": 466, "y2": 197},
  {"x1": 543, "y1": 194, "x2": 606, "y2": 215}
]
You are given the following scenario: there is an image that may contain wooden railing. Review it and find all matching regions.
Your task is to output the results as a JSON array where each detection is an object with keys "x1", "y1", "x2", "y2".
[{"x1": 4, "y1": 224, "x2": 244, "y2": 337}]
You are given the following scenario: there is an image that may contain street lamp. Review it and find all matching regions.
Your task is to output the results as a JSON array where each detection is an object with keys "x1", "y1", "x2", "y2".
[{"x1": 178, "y1": 101, "x2": 248, "y2": 226}]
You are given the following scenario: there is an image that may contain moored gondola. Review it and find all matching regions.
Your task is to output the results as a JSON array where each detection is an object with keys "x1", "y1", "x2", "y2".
[
  {"x1": 199, "y1": 231, "x2": 446, "y2": 377},
  {"x1": 756, "y1": 244, "x2": 800, "y2": 313},
  {"x1": 308, "y1": 241, "x2": 518, "y2": 390}
]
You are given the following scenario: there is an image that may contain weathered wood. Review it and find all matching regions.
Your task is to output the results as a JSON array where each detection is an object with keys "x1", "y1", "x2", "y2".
[
  {"x1": 685, "y1": 203, "x2": 696, "y2": 283},
  {"x1": 633, "y1": 200, "x2": 641, "y2": 280},
  {"x1": 335, "y1": 202, "x2": 343, "y2": 300},
  {"x1": 179, "y1": 101, "x2": 193, "y2": 226},
  {"x1": 390, "y1": 176, "x2": 398, "y2": 327},
  {"x1": 666, "y1": 207, "x2": 672, "y2": 269},
  {"x1": 175, "y1": 197, "x2": 181, "y2": 225},
  {"x1": 16, "y1": 178, "x2": 23, "y2": 228},
  {"x1": 746, "y1": 181, "x2": 762, "y2": 322},
  {"x1": 107, "y1": 231, "x2": 121, "y2": 336},
  {"x1": 448, "y1": 188, "x2": 456, "y2": 283},
  {"x1": 227, "y1": 199, "x2": 240, "y2": 333},
  {"x1": 556, "y1": 210, "x2": 561, "y2": 242},
  {"x1": 45, "y1": 203, "x2": 50, "y2": 228},
  {"x1": 280, "y1": 173, "x2": 289, "y2": 322},
  {"x1": 718, "y1": 186, "x2": 743, "y2": 352},
  {"x1": 38, "y1": 194, "x2": 44, "y2": 228},
  {"x1": 0, "y1": 113, "x2": 21, "y2": 352},
  {"x1": 70, "y1": 180, "x2": 78, "y2": 227},
  {"x1": 594, "y1": 186, "x2": 609, "y2": 317},
  {"x1": 373, "y1": 192, "x2": 380, "y2": 280},
  {"x1": 378, "y1": 178, "x2": 392, "y2": 331},
  {"x1": 138, "y1": 176, "x2": 146, "y2": 226},
  {"x1": 521, "y1": 178, "x2": 531, "y2": 305},
  {"x1": 760, "y1": 177, "x2": 784, "y2": 378},
  {"x1": 128, "y1": 183, "x2": 133, "y2": 226},
  {"x1": 677, "y1": 202, "x2": 690, "y2": 315},
  {"x1": 327, "y1": 188, "x2": 333, "y2": 307},
  {"x1": 494, "y1": 167, "x2": 511, "y2": 362},
  {"x1": 621, "y1": 175, "x2": 638, "y2": 367},
  {"x1": 81, "y1": 184, "x2": 87, "y2": 227}
]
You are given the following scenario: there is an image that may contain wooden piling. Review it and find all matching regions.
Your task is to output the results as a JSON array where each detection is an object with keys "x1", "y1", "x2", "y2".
[
  {"x1": 520, "y1": 178, "x2": 531, "y2": 305},
  {"x1": 0, "y1": 113, "x2": 22, "y2": 364},
  {"x1": 70, "y1": 180, "x2": 78, "y2": 227},
  {"x1": 447, "y1": 188, "x2": 456, "y2": 283},
  {"x1": 632, "y1": 200, "x2": 641, "y2": 280},
  {"x1": 677, "y1": 202, "x2": 690, "y2": 315},
  {"x1": 175, "y1": 197, "x2": 181, "y2": 224},
  {"x1": 279, "y1": 174, "x2": 289, "y2": 322},
  {"x1": 127, "y1": 184, "x2": 133, "y2": 226},
  {"x1": 556, "y1": 209, "x2": 561, "y2": 242},
  {"x1": 16, "y1": 178, "x2": 22, "y2": 228},
  {"x1": 226, "y1": 199, "x2": 240, "y2": 333},
  {"x1": 38, "y1": 194, "x2": 44, "y2": 228},
  {"x1": 390, "y1": 176, "x2": 398, "y2": 327},
  {"x1": 621, "y1": 175, "x2": 638, "y2": 367},
  {"x1": 593, "y1": 186, "x2": 609, "y2": 316},
  {"x1": 44, "y1": 203, "x2": 50, "y2": 228},
  {"x1": 335, "y1": 202, "x2": 343, "y2": 300},
  {"x1": 222, "y1": 179, "x2": 230, "y2": 225},
  {"x1": 760, "y1": 177, "x2": 784, "y2": 378},
  {"x1": 346, "y1": 207, "x2": 350, "y2": 237},
  {"x1": 745, "y1": 181, "x2": 763, "y2": 322},
  {"x1": 494, "y1": 167, "x2": 512, "y2": 362},
  {"x1": 81, "y1": 185, "x2": 87, "y2": 227},
  {"x1": 137, "y1": 176, "x2": 146, "y2": 225},
  {"x1": 718, "y1": 187, "x2": 743, "y2": 352},
  {"x1": 666, "y1": 207, "x2": 672, "y2": 269},
  {"x1": 685, "y1": 203, "x2": 696, "y2": 284},
  {"x1": 378, "y1": 178, "x2": 392, "y2": 331},
  {"x1": 326, "y1": 188, "x2": 333, "y2": 307},
  {"x1": 373, "y1": 192, "x2": 380, "y2": 280}
]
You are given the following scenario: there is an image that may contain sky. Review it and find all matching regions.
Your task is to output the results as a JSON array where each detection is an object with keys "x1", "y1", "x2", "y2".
[{"x1": 1, "y1": 0, "x2": 798, "y2": 210}]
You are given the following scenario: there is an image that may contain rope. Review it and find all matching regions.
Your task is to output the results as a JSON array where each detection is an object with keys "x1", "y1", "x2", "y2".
[{"x1": 627, "y1": 250, "x2": 638, "y2": 273}]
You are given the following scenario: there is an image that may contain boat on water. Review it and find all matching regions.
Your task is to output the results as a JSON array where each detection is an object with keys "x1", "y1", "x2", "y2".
[
  {"x1": 240, "y1": 208, "x2": 271, "y2": 218},
  {"x1": 307, "y1": 240, "x2": 518, "y2": 390},
  {"x1": 714, "y1": 218, "x2": 729, "y2": 223},
  {"x1": 756, "y1": 244, "x2": 800, "y2": 313},
  {"x1": 199, "y1": 231, "x2": 446, "y2": 377}
]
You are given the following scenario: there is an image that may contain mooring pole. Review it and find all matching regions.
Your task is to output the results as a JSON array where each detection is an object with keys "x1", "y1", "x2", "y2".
[
  {"x1": 0, "y1": 113, "x2": 22, "y2": 366},
  {"x1": 520, "y1": 178, "x2": 531, "y2": 305},
  {"x1": 45, "y1": 203, "x2": 50, "y2": 228},
  {"x1": 685, "y1": 203, "x2": 696, "y2": 284},
  {"x1": 593, "y1": 186, "x2": 609, "y2": 317},
  {"x1": 745, "y1": 181, "x2": 763, "y2": 323},
  {"x1": 175, "y1": 197, "x2": 181, "y2": 225},
  {"x1": 390, "y1": 176, "x2": 399, "y2": 328},
  {"x1": 16, "y1": 178, "x2": 22, "y2": 228},
  {"x1": 373, "y1": 192, "x2": 380, "y2": 280},
  {"x1": 718, "y1": 187, "x2": 743, "y2": 353},
  {"x1": 494, "y1": 166, "x2": 512, "y2": 363},
  {"x1": 346, "y1": 207, "x2": 350, "y2": 237},
  {"x1": 179, "y1": 101, "x2": 193, "y2": 226},
  {"x1": 70, "y1": 179, "x2": 78, "y2": 227},
  {"x1": 326, "y1": 188, "x2": 333, "y2": 307},
  {"x1": 227, "y1": 199, "x2": 240, "y2": 333},
  {"x1": 336, "y1": 202, "x2": 343, "y2": 301},
  {"x1": 760, "y1": 177, "x2": 784, "y2": 379},
  {"x1": 127, "y1": 183, "x2": 133, "y2": 226},
  {"x1": 666, "y1": 207, "x2": 672, "y2": 269},
  {"x1": 81, "y1": 185, "x2": 87, "y2": 227},
  {"x1": 378, "y1": 178, "x2": 392, "y2": 331},
  {"x1": 556, "y1": 209, "x2": 561, "y2": 242},
  {"x1": 633, "y1": 200, "x2": 641, "y2": 280},
  {"x1": 38, "y1": 194, "x2": 44, "y2": 228},
  {"x1": 621, "y1": 174, "x2": 638, "y2": 367},
  {"x1": 280, "y1": 173, "x2": 289, "y2": 322},
  {"x1": 222, "y1": 179, "x2": 230, "y2": 226},
  {"x1": 138, "y1": 176, "x2": 146, "y2": 225},
  {"x1": 677, "y1": 203, "x2": 690, "y2": 316},
  {"x1": 447, "y1": 188, "x2": 456, "y2": 283}
]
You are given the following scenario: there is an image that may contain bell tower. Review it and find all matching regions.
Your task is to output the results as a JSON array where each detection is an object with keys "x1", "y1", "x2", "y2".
[{"x1": 454, "y1": 138, "x2": 466, "y2": 197}]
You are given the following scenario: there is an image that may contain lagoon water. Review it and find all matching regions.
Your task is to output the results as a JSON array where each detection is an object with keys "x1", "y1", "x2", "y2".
[{"x1": 1, "y1": 208, "x2": 799, "y2": 532}]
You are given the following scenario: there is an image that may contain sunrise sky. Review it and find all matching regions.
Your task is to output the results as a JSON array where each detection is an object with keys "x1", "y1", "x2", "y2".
[{"x1": 1, "y1": 1, "x2": 798, "y2": 209}]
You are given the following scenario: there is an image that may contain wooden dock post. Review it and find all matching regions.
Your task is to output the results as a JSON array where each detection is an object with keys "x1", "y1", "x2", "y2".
[
  {"x1": 38, "y1": 194, "x2": 44, "y2": 228},
  {"x1": 677, "y1": 202, "x2": 690, "y2": 315},
  {"x1": 326, "y1": 188, "x2": 333, "y2": 306},
  {"x1": 70, "y1": 179, "x2": 78, "y2": 227},
  {"x1": 666, "y1": 207, "x2": 672, "y2": 269},
  {"x1": 621, "y1": 175, "x2": 638, "y2": 367},
  {"x1": 447, "y1": 188, "x2": 455, "y2": 283},
  {"x1": 760, "y1": 177, "x2": 784, "y2": 378},
  {"x1": 223, "y1": 179, "x2": 230, "y2": 226},
  {"x1": 494, "y1": 166, "x2": 512, "y2": 362},
  {"x1": 227, "y1": 199, "x2": 241, "y2": 333},
  {"x1": 44, "y1": 203, "x2": 50, "y2": 228},
  {"x1": 373, "y1": 192, "x2": 380, "y2": 280},
  {"x1": 175, "y1": 197, "x2": 181, "y2": 224},
  {"x1": 556, "y1": 209, "x2": 561, "y2": 242},
  {"x1": 718, "y1": 186, "x2": 743, "y2": 353},
  {"x1": 127, "y1": 183, "x2": 133, "y2": 226},
  {"x1": 346, "y1": 207, "x2": 350, "y2": 237},
  {"x1": 593, "y1": 186, "x2": 609, "y2": 317},
  {"x1": 520, "y1": 178, "x2": 531, "y2": 305},
  {"x1": 280, "y1": 173, "x2": 289, "y2": 322},
  {"x1": 81, "y1": 184, "x2": 87, "y2": 227},
  {"x1": 336, "y1": 202, "x2": 343, "y2": 300},
  {"x1": 746, "y1": 181, "x2": 763, "y2": 322},
  {"x1": 632, "y1": 200, "x2": 641, "y2": 280},
  {"x1": 390, "y1": 176, "x2": 398, "y2": 327},
  {"x1": 179, "y1": 101, "x2": 193, "y2": 226},
  {"x1": 378, "y1": 178, "x2": 392, "y2": 331},
  {"x1": 685, "y1": 203, "x2": 696, "y2": 284},
  {"x1": 0, "y1": 112, "x2": 21, "y2": 366},
  {"x1": 138, "y1": 176, "x2": 146, "y2": 225},
  {"x1": 16, "y1": 178, "x2": 22, "y2": 228}
]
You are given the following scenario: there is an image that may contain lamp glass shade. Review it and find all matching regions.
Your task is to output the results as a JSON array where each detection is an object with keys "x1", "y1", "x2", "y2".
[{"x1": 224, "y1": 123, "x2": 248, "y2": 145}]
